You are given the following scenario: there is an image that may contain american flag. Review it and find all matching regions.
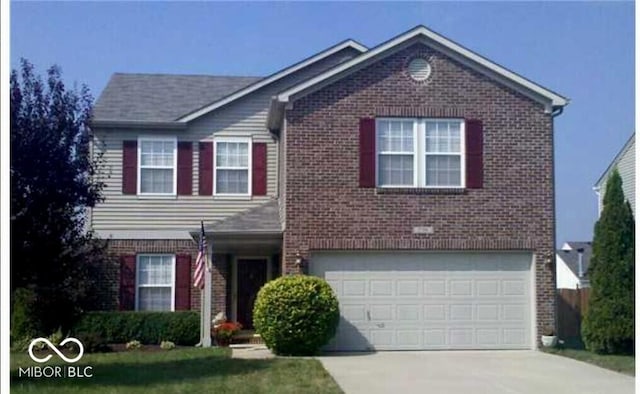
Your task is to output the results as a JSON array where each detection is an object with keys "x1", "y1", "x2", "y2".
[{"x1": 193, "y1": 221, "x2": 207, "y2": 289}]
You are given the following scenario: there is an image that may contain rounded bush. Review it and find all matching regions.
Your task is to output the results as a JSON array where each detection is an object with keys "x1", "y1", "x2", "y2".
[{"x1": 253, "y1": 275, "x2": 340, "y2": 356}]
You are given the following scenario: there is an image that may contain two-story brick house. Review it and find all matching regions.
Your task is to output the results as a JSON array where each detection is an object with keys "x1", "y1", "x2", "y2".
[{"x1": 91, "y1": 26, "x2": 568, "y2": 351}]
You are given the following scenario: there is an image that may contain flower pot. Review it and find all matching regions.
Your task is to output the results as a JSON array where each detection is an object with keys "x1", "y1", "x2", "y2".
[
  {"x1": 541, "y1": 335, "x2": 557, "y2": 347},
  {"x1": 216, "y1": 338, "x2": 231, "y2": 347}
]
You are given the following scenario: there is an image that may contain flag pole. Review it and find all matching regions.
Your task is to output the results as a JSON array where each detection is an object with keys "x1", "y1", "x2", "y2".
[{"x1": 202, "y1": 236, "x2": 213, "y2": 347}]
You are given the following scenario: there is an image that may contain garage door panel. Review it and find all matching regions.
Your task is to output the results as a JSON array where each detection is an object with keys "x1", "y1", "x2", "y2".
[
  {"x1": 343, "y1": 280, "x2": 366, "y2": 296},
  {"x1": 371, "y1": 280, "x2": 393, "y2": 296},
  {"x1": 311, "y1": 252, "x2": 532, "y2": 351},
  {"x1": 424, "y1": 280, "x2": 446, "y2": 296},
  {"x1": 397, "y1": 305, "x2": 420, "y2": 321},
  {"x1": 397, "y1": 280, "x2": 420, "y2": 296}
]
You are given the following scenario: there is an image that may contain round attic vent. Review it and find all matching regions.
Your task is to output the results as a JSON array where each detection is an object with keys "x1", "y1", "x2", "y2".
[{"x1": 408, "y1": 58, "x2": 431, "y2": 81}]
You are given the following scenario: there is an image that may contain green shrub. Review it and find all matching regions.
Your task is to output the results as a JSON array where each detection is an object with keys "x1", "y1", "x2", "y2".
[
  {"x1": 11, "y1": 288, "x2": 39, "y2": 339},
  {"x1": 75, "y1": 331, "x2": 110, "y2": 353},
  {"x1": 73, "y1": 311, "x2": 200, "y2": 345},
  {"x1": 253, "y1": 275, "x2": 340, "y2": 356},
  {"x1": 10, "y1": 336, "x2": 33, "y2": 352}
]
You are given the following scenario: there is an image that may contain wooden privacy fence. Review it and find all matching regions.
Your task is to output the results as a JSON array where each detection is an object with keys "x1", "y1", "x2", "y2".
[{"x1": 557, "y1": 288, "x2": 591, "y2": 340}]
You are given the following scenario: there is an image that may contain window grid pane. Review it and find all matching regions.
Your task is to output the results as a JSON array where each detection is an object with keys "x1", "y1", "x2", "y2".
[
  {"x1": 378, "y1": 155, "x2": 414, "y2": 186},
  {"x1": 426, "y1": 155, "x2": 461, "y2": 186},
  {"x1": 138, "y1": 287, "x2": 171, "y2": 311},
  {"x1": 217, "y1": 142, "x2": 249, "y2": 168},
  {"x1": 140, "y1": 169, "x2": 173, "y2": 194},
  {"x1": 216, "y1": 169, "x2": 249, "y2": 194},
  {"x1": 426, "y1": 121, "x2": 461, "y2": 153},
  {"x1": 138, "y1": 255, "x2": 173, "y2": 285},
  {"x1": 137, "y1": 255, "x2": 173, "y2": 312},
  {"x1": 378, "y1": 120, "x2": 414, "y2": 153},
  {"x1": 140, "y1": 141, "x2": 175, "y2": 167},
  {"x1": 139, "y1": 139, "x2": 175, "y2": 193}
]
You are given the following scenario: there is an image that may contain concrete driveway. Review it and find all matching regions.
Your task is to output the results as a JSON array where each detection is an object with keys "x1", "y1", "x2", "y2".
[{"x1": 317, "y1": 351, "x2": 634, "y2": 394}]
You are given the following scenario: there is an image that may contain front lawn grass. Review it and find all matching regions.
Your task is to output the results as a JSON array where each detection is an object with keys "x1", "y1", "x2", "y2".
[
  {"x1": 11, "y1": 347, "x2": 343, "y2": 393},
  {"x1": 543, "y1": 347, "x2": 635, "y2": 376}
]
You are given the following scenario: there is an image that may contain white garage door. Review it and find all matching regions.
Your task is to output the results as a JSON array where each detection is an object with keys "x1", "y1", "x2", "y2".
[{"x1": 310, "y1": 251, "x2": 533, "y2": 351}]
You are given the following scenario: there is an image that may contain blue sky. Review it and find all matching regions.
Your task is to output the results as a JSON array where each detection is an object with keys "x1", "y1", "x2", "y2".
[{"x1": 11, "y1": 2, "x2": 634, "y2": 246}]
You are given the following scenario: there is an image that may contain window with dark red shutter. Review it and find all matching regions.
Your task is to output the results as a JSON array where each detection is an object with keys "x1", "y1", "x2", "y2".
[
  {"x1": 175, "y1": 254, "x2": 192, "y2": 310},
  {"x1": 122, "y1": 141, "x2": 137, "y2": 194},
  {"x1": 252, "y1": 143, "x2": 267, "y2": 195},
  {"x1": 199, "y1": 142, "x2": 213, "y2": 195},
  {"x1": 119, "y1": 255, "x2": 136, "y2": 310},
  {"x1": 359, "y1": 118, "x2": 376, "y2": 188},
  {"x1": 177, "y1": 141, "x2": 193, "y2": 195},
  {"x1": 465, "y1": 119, "x2": 484, "y2": 189}
]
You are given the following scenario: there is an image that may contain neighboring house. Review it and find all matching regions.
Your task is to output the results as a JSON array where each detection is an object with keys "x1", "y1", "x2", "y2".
[
  {"x1": 556, "y1": 241, "x2": 592, "y2": 289},
  {"x1": 90, "y1": 25, "x2": 568, "y2": 351},
  {"x1": 594, "y1": 133, "x2": 635, "y2": 215}
]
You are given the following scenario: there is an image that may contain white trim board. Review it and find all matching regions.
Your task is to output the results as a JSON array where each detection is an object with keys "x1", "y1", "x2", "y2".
[
  {"x1": 178, "y1": 40, "x2": 367, "y2": 122},
  {"x1": 276, "y1": 25, "x2": 568, "y2": 109},
  {"x1": 94, "y1": 230, "x2": 194, "y2": 240}
]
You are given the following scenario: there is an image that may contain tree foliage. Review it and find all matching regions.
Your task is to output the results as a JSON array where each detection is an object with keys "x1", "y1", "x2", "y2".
[
  {"x1": 11, "y1": 59, "x2": 108, "y2": 335},
  {"x1": 582, "y1": 169, "x2": 635, "y2": 354}
]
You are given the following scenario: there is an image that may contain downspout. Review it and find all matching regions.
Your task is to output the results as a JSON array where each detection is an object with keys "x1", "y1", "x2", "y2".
[{"x1": 549, "y1": 103, "x2": 564, "y2": 340}]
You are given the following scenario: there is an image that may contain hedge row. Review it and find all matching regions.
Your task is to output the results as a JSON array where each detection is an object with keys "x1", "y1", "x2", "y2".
[{"x1": 73, "y1": 311, "x2": 200, "y2": 345}]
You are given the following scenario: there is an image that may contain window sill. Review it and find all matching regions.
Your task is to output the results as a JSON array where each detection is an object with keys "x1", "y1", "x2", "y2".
[
  {"x1": 213, "y1": 195, "x2": 252, "y2": 201},
  {"x1": 375, "y1": 188, "x2": 467, "y2": 195},
  {"x1": 136, "y1": 195, "x2": 178, "y2": 200}
]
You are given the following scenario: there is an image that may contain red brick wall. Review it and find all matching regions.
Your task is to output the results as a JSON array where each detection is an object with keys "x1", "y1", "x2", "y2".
[
  {"x1": 105, "y1": 239, "x2": 228, "y2": 315},
  {"x1": 283, "y1": 43, "x2": 556, "y2": 336}
]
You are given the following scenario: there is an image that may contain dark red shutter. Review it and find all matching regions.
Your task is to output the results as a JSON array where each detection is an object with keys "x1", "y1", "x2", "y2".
[
  {"x1": 359, "y1": 118, "x2": 376, "y2": 188},
  {"x1": 466, "y1": 119, "x2": 484, "y2": 189},
  {"x1": 122, "y1": 141, "x2": 137, "y2": 194},
  {"x1": 175, "y1": 254, "x2": 192, "y2": 311},
  {"x1": 199, "y1": 142, "x2": 213, "y2": 195},
  {"x1": 177, "y1": 141, "x2": 193, "y2": 195},
  {"x1": 119, "y1": 255, "x2": 136, "y2": 310},
  {"x1": 252, "y1": 143, "x2": 267, "y2": 196}
]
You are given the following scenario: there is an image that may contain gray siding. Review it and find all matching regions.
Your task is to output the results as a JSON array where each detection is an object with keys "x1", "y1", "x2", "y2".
[
  {"x1": 597, "y1": 136, "x2": 635, "y2": 214},
  {"x1": 91, "y1": 48, "x2": 360, "y2": 235}
]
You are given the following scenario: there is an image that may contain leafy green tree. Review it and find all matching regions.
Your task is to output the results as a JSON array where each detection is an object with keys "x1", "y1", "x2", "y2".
[
  {"x1": 11, "y1": 59, "x2": 108, "y2": 335},
  {"x1": 582, "y1": 169, "x2": 635, "y2": 354}
]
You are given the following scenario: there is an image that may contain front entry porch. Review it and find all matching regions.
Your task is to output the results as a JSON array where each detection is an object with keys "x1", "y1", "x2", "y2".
[{"x1": 193, "y1": 200, "x2": 284, "y2": 331}]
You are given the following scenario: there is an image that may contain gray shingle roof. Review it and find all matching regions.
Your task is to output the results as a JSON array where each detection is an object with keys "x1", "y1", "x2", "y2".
[
  {"x1": 205, "y1": 201, "x2": 282, "y2": 234},
  {"x1": 93, "y1": 73, "x2": 262, "y2": 122},
  {"x1": 557, "y1": 242, "x2": 592, "y2": 279}
]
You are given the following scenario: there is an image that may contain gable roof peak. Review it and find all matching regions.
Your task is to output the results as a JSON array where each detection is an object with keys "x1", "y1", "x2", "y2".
[{"x1": 275, "y1": 24, "x2": 569, "y2": 109}]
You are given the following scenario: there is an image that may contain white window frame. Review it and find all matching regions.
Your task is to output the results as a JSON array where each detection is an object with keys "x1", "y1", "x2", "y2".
[
  {"x1": 135, "y1": 254, "x2": 175, "y2": 312},
  {"x1": 376, "y1": 118, "x2": 466, "y2": 189},
  {"x1": 375, "y1": 118, "x2": 418, "y2": 188},
  {"x1": 213, "y1": 136, "x2": 252, "y2": 197},
  {"x1": 137, "y1": 136, "x2": 178, "y2": 196}
]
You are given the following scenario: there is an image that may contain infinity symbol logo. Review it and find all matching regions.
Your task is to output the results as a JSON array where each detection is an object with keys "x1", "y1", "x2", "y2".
[{"x1": 28, "y1": 337, "x2": 84, "y2": 363}]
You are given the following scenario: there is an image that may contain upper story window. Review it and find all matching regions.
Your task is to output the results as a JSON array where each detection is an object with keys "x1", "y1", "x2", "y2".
[
  {"x1": 376, "y1": 118, "x2": 465, "y2": 188},
  {"x1": 215, "y1": 137, "x2": 252, "y2": 196},
  {"x1": 138, "y1": 137, "x2": 177, "y2": 195},
  {"x1": 136, "y1": 254, "x2": 175, "y2": 311}
]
